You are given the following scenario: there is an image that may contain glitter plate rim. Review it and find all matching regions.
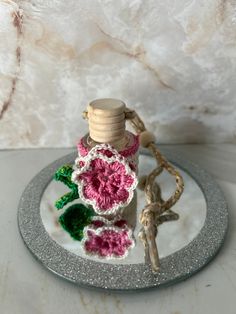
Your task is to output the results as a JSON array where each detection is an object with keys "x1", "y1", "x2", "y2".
[{"x1": 17, "y1": 149, "x2": 228, "y2": 291}]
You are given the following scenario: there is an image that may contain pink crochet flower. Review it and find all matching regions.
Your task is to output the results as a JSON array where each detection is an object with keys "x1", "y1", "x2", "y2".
[
  {"x1": 82, "y1": 217, "x2": 134, "y2": 259},
  {"x1": 72, "y1": 144, "x2": 138, "y2": 215}
]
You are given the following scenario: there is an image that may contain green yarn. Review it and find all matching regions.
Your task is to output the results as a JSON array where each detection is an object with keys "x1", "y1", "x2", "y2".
[
  {"x1": 59, "y1": 204, "x2": 94, "y2": 241},
  {"x1": 54, "y1": 165, "x2": 94, "y2": 240},
  {"x1": 54, "y1": 164, "x2": 79, "y2": 210}
]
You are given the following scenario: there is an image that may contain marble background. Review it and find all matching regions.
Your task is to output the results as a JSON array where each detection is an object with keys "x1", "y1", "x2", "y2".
[{"x1": 1, "y1": 0, "x2": 236, "y2": 148}]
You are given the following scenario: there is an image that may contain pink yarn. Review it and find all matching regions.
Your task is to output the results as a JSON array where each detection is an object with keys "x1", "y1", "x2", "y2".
[
  {"x1": 72, "y1": 143, "x2": 138, "y2": 214},
  {"x1": 81, "y1": 215, "x2": 134, "y2": 259},
  {"x1": 90, "y1": 220, "x2": 105, "y2": 228},
  {"x1": 77, "y1": 133, "x2": 139, "y2": 158},
  {"x1": 77, "y1": 138, "x2": 88, "y2": 157},
  {"x1": 78, "y1": 160, "x2": 85, "y2": 168},
  {"x1": 84, "y1": 229, "x2": 133, "y2": 258},
  {"x1": 79, "y1": 159, "x2": 134, "y2": 211},
  {"x1": 90, "y1": 218, "x2": 127, "y2": 229},
  {"x1": 119, "y1": 134, "x2": 139, "y2": 158}
]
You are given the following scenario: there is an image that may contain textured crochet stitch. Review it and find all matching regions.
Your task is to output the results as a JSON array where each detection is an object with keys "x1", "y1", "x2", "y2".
[
  {"x1": 72, "y1": 144, "x2": 138, "y2": 215},
  {"x1": 77, "y1": 133, "x2": 139, "y2": 158},
  {"x1": 81, "y1": 216, "x2": 135, "y2": 259}
]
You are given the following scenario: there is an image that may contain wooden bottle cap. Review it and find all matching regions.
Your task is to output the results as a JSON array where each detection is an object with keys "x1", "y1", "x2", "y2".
[{"x1": 87, "y1": 98, "x2": 126, "y2": 144}]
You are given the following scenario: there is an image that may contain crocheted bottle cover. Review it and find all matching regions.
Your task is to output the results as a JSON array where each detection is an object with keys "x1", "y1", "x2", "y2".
[
  {"x1": 80, "y1": 106, "x2": 184, "y2": 272},
  {"x1": 70, "y1": 132, "x2": 139, "y2": 261},
  {"x1": 77, "y1": 131, "x2": 139, "y2": 173},
  {"x1": 54, "y1": 103, "x2": 184, "y2": 272},
  {"x1": 54, "y1": 135, "x2": 139, "y2": 261}
]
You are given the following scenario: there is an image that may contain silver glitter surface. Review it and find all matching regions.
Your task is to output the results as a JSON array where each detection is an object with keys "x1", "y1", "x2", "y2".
[{"x1": 17, "y1": 149, "x2": 228, "y2": 291}]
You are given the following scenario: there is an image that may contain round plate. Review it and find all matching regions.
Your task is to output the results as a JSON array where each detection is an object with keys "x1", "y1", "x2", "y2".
[{"x1": 18, "y1": 149, "x2": 228, "y2": 291}]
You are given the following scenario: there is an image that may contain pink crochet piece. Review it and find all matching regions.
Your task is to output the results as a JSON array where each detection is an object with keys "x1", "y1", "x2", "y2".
[
  {"x1": 89, "y1": 217, "x2": 128, "y2": 229},
  {"x1": 77, "y1": 132, "x2": 139, "y2": 158},
  {"x1": 77, "y1": 138, "x2": 89, "y2": 157},
  {"x1": 81, "y1": 216, "x2": 135, "y2": 259},
  {"x1": 72, "y1": 144, "x2": 138, "y2": 215}
]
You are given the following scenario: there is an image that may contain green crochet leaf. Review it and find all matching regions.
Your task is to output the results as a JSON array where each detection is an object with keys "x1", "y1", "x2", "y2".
[
  {"x1": 59, "y1": 204, "x2": 94, "y2": 241},
  {"x1": 54, "y1": 164, "x2": 79, "y2": 210}
]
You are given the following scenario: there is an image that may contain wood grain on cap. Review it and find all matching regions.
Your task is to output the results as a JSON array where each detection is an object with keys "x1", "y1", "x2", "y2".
[{"x1": 87, "y1": 98, "x2": 126, "y2": 143}]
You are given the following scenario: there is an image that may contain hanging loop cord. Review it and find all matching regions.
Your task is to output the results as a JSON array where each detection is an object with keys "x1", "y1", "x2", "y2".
[{"x1": 125, "y1": 108, "x2": 184, "y2": 273}]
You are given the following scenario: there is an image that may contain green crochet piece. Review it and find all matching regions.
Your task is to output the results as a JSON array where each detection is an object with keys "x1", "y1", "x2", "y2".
[
  {"x1": 59, "y1": 204, "x2": 94, "y2": 241},
  {"x1": 54, "y1": 164, "x2": 79, "y2": 209}
]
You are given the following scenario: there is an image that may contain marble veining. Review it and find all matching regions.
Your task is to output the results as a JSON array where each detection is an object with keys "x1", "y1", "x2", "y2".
[{"x1": 1, "y1": 0, "x2": 236, "y2": 148}]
